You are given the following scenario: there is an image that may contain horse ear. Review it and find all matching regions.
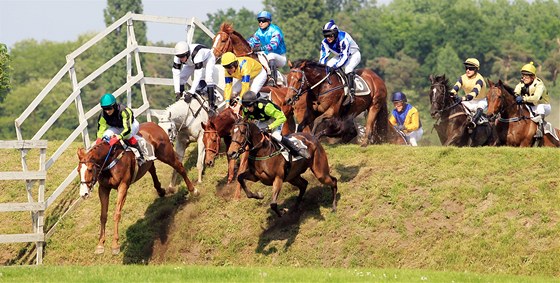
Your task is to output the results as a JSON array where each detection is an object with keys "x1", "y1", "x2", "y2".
[
  {"x1": 77, "y1": 148, "x2": 85, "y2": 159},
  {"x1": 209, "y1": 121, "x2": 216, "y2": 129},
  {"x1": 201, "y1": 121, "x2": 207, "y2": 129},
  {"x1": 429, "y1": 74, "x2": 434, "y2": 83},
  {"x1": 487, "y1": 79, "x2": 494, "y2": 87},
  {"x1": 288, "y1": 60, "x2": 293, "y2": 68}
]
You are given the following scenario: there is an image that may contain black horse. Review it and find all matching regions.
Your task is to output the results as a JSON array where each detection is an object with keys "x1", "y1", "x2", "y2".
[{"x1": 429, "y1": 75, "x2": 497, "y2": 146}]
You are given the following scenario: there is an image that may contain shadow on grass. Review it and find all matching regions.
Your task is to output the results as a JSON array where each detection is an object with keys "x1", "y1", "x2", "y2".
[
  {"x1": 255, "y1": 184, "x2": 338, "y2": 255},
  {"x1": 121, "y1": 188, "x2": 190, "y2": 264},
  {"x1": 334, "y1": 162, "x2": 363, "y2": 182}
]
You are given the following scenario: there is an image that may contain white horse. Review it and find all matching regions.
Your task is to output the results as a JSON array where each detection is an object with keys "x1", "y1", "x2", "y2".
[{"x1": 156, "y1": 94, "x2": 210, "y2": 188}]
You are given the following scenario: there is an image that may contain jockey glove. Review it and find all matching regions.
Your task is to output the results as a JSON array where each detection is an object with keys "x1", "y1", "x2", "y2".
[
  {"x1": 109, "y1": 136, "x2": 120, "y2": 146},
  {"x1": 95, "y1": 138, "x2": 103, "y2": 145},
  {"x1": 252, "y1": 45, "x2": 261, "y2": 53},
  {"x1": 396, "y1": 124, "x2": 405, "y2": 131},
  {"x1": 515, "y1": 95, "x2": 524, "y2": 104},
  {"x1": 463, "y1": 94, "x2": 474, "y2": 101},
  {"x1": 175, "y1": 92, "x2": 182, "y2": 101}
]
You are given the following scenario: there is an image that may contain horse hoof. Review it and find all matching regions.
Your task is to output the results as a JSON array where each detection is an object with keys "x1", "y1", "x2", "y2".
[
  {"x1": 191, "y1": 188, "x2": 200, "y2": 197},
  {"x1": 112, "y1": 247, "x2": 120, "y2": 255},
  {"x1": 94, "y1": 245, "x2": 104, "y2": 254},
  {"x1": 256, "y1": 192, "x2": 264, "y2": 199}
]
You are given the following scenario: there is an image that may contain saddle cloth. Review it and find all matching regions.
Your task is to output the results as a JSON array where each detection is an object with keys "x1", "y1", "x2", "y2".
[
  {"x1": 461, "y1": 104, "x2": 489, "y2": 125},
  {"x1": 336, "y1": 73, "x2": 370, "y2": 96}
]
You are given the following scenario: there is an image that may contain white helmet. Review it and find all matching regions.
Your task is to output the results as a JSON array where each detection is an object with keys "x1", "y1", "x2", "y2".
[{"x1": 174, "y1": 41, "x2": 189, "y2": 56}]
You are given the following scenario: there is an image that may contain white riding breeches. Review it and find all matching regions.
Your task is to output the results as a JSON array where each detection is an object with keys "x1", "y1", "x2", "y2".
[
  {"x1": 406, "y1": 127, "x2": 424, "y2": 147},
  {"x1": 265, "y1": 53, "x2": 287, "y2": 68},
  {"x1": 102, "y1": 119, "x2": 140, "y2": 139},
  {"x1": 175, "y1": 61, "x2": 219, "y2": 94},
  {"x1": 326, "y1": 50, "x2": 361, "y2": 74},
  {"x1": 529, "y1": 103, "x2": 551, "y2": 116},
  {"x1": 462, "y1": 98, "x2": 488, "y2": 112},
  {"x1": 231, "y1": 68, "x2": 268, "y2": 95}
]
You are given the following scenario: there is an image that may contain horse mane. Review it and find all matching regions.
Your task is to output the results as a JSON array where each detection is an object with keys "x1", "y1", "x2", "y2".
[
  {"x1": 434, "y1": 74, "x2": 451, "y2": 89},
  {"x1": 209, "y1": 107, "x2": 236, "y2": 126},
  {"x1": 498, "y1": 80, "x2": 515, "y2": 96},
  {"x1": 219, "y1": 22, "x2": 234, "y2": 34},
  {"x1": 291, "y1": 59, "x2": 327, "y2": 69}
]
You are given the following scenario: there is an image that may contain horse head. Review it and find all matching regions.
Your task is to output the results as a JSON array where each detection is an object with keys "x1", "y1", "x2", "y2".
[
  {"x1": 286, "y1": 62, "x2": 308, "y2": 105},
  {"x1": 77, "y1": 143, "x2": 111, "y2": 198},
  {"x1": 201, "y1": 120, "x2": 220, "y2": 167},
  {"x1": 429, "y1": 74, "x2": 453, "y2": 119},
  {"x1": 486, "y1": 80, "x2": 516, "y2": 121},
  {"x1": 157, "y1": 110, "x2": 177, "y2": 143},
  {"x1": 212, "y1": 23, "x2": 252, "y2": 59}
]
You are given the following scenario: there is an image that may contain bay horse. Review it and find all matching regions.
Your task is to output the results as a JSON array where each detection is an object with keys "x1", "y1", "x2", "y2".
[
  {"x1": 227, "y1": 119, "x2": 338, "y2": 217},
  {"x1": 77, "y1": 122, "x2": 198, "y2": 255},
  {"x1": 486, "y1": 80, "x2": 560, "y2": 147},
  {"x1": 285, "y1": 60, "x2": 389, "y2": 146},
  {"x1": 202, "y1": 87, "x2": 295, "y2": 198},
  {"x1": 314, "y1": 115, "x2": 408, "y2": 145},
  {"x1": 429, "y1": 74, "x2": 497, "y2": 146}
]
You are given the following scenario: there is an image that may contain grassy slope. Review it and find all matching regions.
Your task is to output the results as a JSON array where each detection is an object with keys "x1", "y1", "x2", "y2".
[{"x1": 0, "y1": 142, "x2": 558, "y2": 278}]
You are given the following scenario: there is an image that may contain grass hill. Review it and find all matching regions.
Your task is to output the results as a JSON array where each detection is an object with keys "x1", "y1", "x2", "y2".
[{"x1": 0, "y1": 142, "x2": 558, "y2": 278}]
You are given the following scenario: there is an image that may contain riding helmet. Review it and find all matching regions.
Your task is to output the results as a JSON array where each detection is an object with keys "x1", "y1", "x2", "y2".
[
  {"x1": 221, "y1": 52, "x2": 237, "y2": 67},
  {"x1": 100, "y1": 93, "x2": 117, "y2": 108},
  {"x1": 391, "y1": 91, "x2": 407, "y2": 103},
  {"x1": 463, "y1": 58, "x2": 480, "y2": 69},
  {"x1": 257, "y1": 11, "x2": 272, "y2": 22},
  {"x1": 322, "y1": 20, "x2": 339, "y2": 38},
  {"x1": 521, "y1": 61, "x2": 537, "y2": 76},
  {"x1": 241, "y1": 91, "x2": 259, "y2": 107},
  {"x1": 174, "y1": 41, "x2": 190, "y2": 57}
]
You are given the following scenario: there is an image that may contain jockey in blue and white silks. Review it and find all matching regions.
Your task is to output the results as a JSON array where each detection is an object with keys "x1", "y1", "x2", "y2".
[
  {"x1": 248, "y1": 11, "x2": 287, "y2": 85},
  {"x1": 319, "y1": 20, "x2": 361, "y2": 105}
]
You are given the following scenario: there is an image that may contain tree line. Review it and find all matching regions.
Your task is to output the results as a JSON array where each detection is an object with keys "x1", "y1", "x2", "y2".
[{"x1": 0, "y1": 0, "x2": 558, "y2": 144}]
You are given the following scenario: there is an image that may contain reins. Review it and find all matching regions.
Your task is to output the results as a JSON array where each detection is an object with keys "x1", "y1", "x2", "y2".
[{"x1": 288, "y1": 68, "x2": 343, "y2": 104}]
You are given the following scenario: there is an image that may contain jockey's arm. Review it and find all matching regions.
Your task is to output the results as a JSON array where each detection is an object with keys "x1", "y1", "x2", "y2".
[
  {"x1": 450, "y1": 77, "x2": 463, "y2": 96},
  {"x1": 247, "y1": 34, "x2": 260, "y2": 48},
  {"x1": 466, "y1": 79, "x2": 483, "y2": 100},
  {"x1": 388, "y1": 114, "x2": 397, "y2": 127},
  {"x1": 319, "y1": 41, "x2": 330, "y2": 64},
  {"x1": 262, "y1": 32, "x2": 281, "y2": 54},
  {"x1": 404, "y1": 107, "x2": 421, "y2": 132},
  {"x1": 96, "y1": 114, "x2": 108, "y2": 139},
  {"x1": 224, "y1": 76, "x2": 233, "y2": 102},
  {"x1": 118, "y1": 108, "x2": 134, "y2": 140},
  {"x1": 264, "y1": 103, "x2": 287, "y2": 130},
  {"x1": 187, "y1": 63, "x2": 204, "y2": 94},
  {"x1": 172, "y1": 58, "x2": 183, "y2": 93},
  {"x1": 332, "y1": 39, "x2": 350, "y2": 69},
  {"x1": 524, "y1": 82, "x2": 545, "y2": 105}
]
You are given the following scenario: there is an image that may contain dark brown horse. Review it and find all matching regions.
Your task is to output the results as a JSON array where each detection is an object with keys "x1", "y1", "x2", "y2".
[
  {"x1": 227, "y1": 120, "x2": 338, "y2": 217},
  {"x1": 314, "y1": 116, "x2": 408, "y2": 145},
  {"x1": 211, "y1": 22, "x2": 256, "y2": 60},
  {"x1": 77, "y1": 122, "x2": 198, "y2": 255},
  {"x1": 429, "y1": 75, "x2": 497, "y2": 146},
  {"x1": 202, "y1": 87, "x2": 295, "y2": 198},
  {"x1": 285, "y1": 60, "x2": 389, "y2": 146},
  {"x1": 486, "y1": 80, "x2": 560, "y2": 147}
]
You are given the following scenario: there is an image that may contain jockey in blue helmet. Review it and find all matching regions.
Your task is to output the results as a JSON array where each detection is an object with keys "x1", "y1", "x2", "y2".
[
  {"x1": 319, "y1": 20, "x2": 361, "y2": 106},
  {"x1": 247, "y1": 11, "x2": 287, "y2": 86},
  {"x1": 389, "y1": 91, "x2": 423, "y2": 146}
]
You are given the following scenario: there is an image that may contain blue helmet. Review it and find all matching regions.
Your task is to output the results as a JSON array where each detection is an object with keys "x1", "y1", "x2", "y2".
[
  {"x1": 100, "y1": 93, "x2": 117, "y2": 108},
  {"x1": 257, "y1": 11, "x2": 272, "y2": 22},
  {"x1": 391, "y1": 91, "x2": 407, "y2": 103}
]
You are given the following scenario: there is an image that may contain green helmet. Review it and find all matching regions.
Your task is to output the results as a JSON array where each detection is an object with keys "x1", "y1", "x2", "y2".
[{"x1": 100, "y1": 93, "x2": 116, "y2": 108}]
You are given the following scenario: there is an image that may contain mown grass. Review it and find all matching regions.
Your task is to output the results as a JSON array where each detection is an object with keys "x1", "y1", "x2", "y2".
[{"x1": 0, "y1": 141, "x2": 558, "y2": 280}]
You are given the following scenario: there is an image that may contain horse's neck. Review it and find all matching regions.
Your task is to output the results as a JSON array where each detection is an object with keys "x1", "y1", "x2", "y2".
[
  {"x1": 231, "y1": 35, "x2": 251, "y2": 55},
  {"x1": 214, "y1": 114, "x2": 236, "y2": 136}
]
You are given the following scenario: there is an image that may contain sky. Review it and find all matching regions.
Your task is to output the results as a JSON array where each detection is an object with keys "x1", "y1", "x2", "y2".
[{"x1": 0, "y1": 0, "x2": 264, "y2": 49}]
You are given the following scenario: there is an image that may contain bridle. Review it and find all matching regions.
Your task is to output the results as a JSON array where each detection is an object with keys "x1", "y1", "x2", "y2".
[
  {"x1": 286, "y1": 68, "x2": 341, "y2": 105},
  {"x1": 431, "y1": 82, "x2": 461, "y2": 115},
  {"x1": 229, "y1": 121, "x2": 266, "y2": 159},
  {"x1": 203, "y1": 129, "x2": 221, "y2": 156},
  {"x1": 489, "y1": 86, "x2": 530, "y2": 123},
  {"x1": 79, "y1": 145, "x2": 114, "y2": 191},
  {"x1": 212, "y1": 32, "x2": 254, "y2": 60}
]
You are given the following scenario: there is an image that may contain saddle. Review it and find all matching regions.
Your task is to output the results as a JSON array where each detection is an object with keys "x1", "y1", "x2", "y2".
[
  {"x1": 334, "y1": 71, "x2": 370, "y2": 97},
  {"x1": 122, "y1": 136, "x2": 156, "y2": 167},
  {"x1": 268, "y1": 135, "x2": 308, "y2": 162}
]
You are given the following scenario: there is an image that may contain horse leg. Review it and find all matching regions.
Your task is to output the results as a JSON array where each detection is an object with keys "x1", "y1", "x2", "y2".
[
  {"x1": 224, "y1": 137, "x2": 236, "y2": 183},
  {"x1": 287, "y1": 176, "x2": 308, "y2": 212},
  {"x1": 111, "y1": 183, "x2": 129, "y2": 255},
  {"x1": 95, "y1": 186, "x2": 110, "y2": 254},
  {"x1": 196, "y1": 133, "x2": 205, "y2": 183},
  {"x1": 311, "y1": 111, "x2": 333, "y2": 135},
  {"x1": 237, "y1": 170, "x2": 264, "y2": 200},
  {"x1": 270, "y1": 177, "x2": 286, "y2": 217},
  {"x1": 362, "y1": 105, "x2": 379, "y2": 146},
  {"x1": 168, "y1": 138, "x2": 187, "y2": 190},
  {"x1": 309, "y1": 147, "x2": 339, "y2": 212},
  {"x1": 148, "y1": 163, "x2": 166, "y2": 197},
  {"x1": 234, "y1": 150, "x2": 250, "y2": 199},
  {"x1": 157, "y1": 138, "x2": 198, "y2": 196}
]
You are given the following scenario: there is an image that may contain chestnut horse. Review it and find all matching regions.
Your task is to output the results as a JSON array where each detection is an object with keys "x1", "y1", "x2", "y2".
[
  {"x1": 486, "y1": 80, "x2": 560, "y2": 147},
  {"x1": 285, "y1": 60, "x2": 389, "y2": 146},
  {"x1": 429, "y1": 75, "x2": 497, "y2": 146},
  {"x1": 202, "y1": 87, "x2": 295, "y2": 198},
  {"x1": 211, "y1": 22, "x2": 256, "y2": 60},
  {"x1": 227, "y1": 120, "x2": 338, "y2": 217},
  {"x1": 77, "y1": 122, "x2": 198, "y2": 255}
]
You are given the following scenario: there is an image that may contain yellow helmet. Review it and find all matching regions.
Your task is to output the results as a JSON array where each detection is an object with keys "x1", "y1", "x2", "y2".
[
  {"x1": 221, "y1": 52, "x2": 237, "y2": 66},
  {"x1": 463, "y1": 58, "x2": 480, "y2": 69},
  {"x1": 521, "y1": 62, "x2": 536, "y2": 76}
]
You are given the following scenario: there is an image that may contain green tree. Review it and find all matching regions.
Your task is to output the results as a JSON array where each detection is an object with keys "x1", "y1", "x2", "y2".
[
  {"x1": 102, "y1": 0, "x2": 147, "y2": 92},
  {"x1": 0, "y1": 43, "x2": 11, "y2": 102},
  {"x1": 433, "y1": 43, "x2": 463, "y2": 79},
  {"x1": 205, "y1": 8, "x2": 256, "y2": 41}
]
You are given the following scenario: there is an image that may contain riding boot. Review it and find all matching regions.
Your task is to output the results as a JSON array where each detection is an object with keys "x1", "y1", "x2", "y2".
[
  {"x1": 206, "y1": 85, "x2": 217, "y2": 116},
  {"x1": 343, "y1": 72, "x2": 355, "y2": 106},
  {"x1": 472, "y1": 108, "x2": 484, "y2": 126},
  {"x1": 281, "y1": 137, "x2": 310, "y2": 159},
  {"x1": 535, "y1": 114, "x2": 545, "y2": 138},
  {"x1": 137, "y1": 137, "x2": 156, "y2": 162},
  {"x1": 268, "y1": 59, "x2": 278, "y2": 86},
  {"x1": 176, "y1": 85, "x2": 186, "y2": 101}
]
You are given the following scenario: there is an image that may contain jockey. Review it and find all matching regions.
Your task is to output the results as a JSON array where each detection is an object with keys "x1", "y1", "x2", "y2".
[
  {"x1": 248, "y1": 11, "x2": 287, "y2": 86},
  {"x1": 513, "y1": 62, "x2": 551, "y2": 138},
  {"x1": 449, "y1": 58, "x2": 488, "y2": 127},
  {"x1": 389, "y1": 91, "x2": 423, "y2": 146},
  {"x1": 319, "y1": 19, "x2": 361, "y2": 106},
  {"x1": 241, "y1": 91, "x2": 310, "y2": 159},
  {"x1": 172, "y1": 41, "x2": 218, "y2": 114},
  {"x1": 221, "y1": 52, "x2": 267, "y2": 107},
  {"x1": 96, "y1": 93, "x2": 154, "y2": 162}
]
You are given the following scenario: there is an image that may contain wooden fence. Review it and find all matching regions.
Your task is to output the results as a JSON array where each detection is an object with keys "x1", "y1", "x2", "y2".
[{"x1": 0, "y1": 140, "x2": 48, "y2": 265}]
